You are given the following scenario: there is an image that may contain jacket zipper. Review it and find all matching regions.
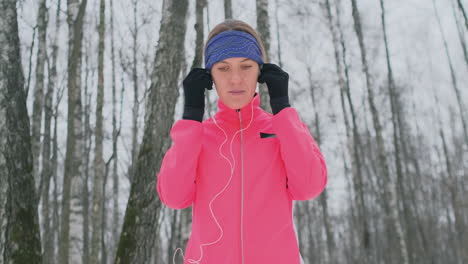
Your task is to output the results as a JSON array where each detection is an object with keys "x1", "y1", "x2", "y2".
[{"x1": 237, "y1": 109, "x2": 245, "y2": 264}]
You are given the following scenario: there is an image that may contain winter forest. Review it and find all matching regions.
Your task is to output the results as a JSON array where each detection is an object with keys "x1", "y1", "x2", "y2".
[{"x1": 0, "y1": 0, "x2": 467, "y2": 263}]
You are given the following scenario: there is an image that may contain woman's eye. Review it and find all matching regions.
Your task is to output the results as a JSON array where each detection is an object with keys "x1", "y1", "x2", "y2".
[
  {"x1": 242, "y1": 65, "x2": 252, "y2": 69},
  {"x1": 218, "y1": 67, "x2": 228, "y2": 71}
]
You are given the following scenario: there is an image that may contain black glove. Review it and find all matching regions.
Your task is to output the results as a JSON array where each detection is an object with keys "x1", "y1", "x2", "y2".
[
  {"x1": 258, "y1": 63, "x2": 290, "y2": 115},
  {"x1": 182, "y1": 68, "x2": 213, "y2": 122}
]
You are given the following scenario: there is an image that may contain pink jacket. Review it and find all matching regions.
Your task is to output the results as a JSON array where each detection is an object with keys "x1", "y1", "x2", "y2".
[{"x1": 157, "y1": 92, "x2": 327, "y2": 264}]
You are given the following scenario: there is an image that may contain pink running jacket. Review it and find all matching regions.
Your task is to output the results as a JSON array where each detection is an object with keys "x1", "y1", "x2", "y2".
[{"x1": 157, "y1": 92, "x2": 328, "y2": 264}]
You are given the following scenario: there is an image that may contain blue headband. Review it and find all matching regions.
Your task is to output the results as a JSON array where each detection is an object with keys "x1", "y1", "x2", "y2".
[{"x1": 204, "y1": 30, "x2": 264, "y2": 69}]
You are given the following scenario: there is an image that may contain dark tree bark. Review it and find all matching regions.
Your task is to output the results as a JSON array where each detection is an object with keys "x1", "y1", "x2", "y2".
[
  {"x1": 0, "y1": 0, "x2": 42, "y2": 262},
  {"x1": 274, "y1": 0, "x2": 283, "y2": 67},
  {"x1": 82, "y1": 36, "x2": 92, "y2": 264},
  {"x1": 90, "y1": 0, "x2": 106, "y2": 262},
  {"x1": 456, "y1": 0, "x2": 468, "y2": 32},
  {"x1": 224, "y1": 0, "x2": 232, "y2": 19},
  {"x1": 128, "y1": 0, "x2": 140, "y2": 184},
  {"x1": 256, "y1": 0, "x2": 272, "y2": 113},
  {"x1": 25, "y1": 27, "x2": 36, "y2": 99},
  {"x1": 192, "y1": 0, "x2": 206, "y2": 69},
  {"x1": 31, "y1": 0, "x2": 48, "y2": 193},
  {"x1": 166, "y1": 0, "x2": 207, "y2": 262},
  {"x1": 451, "y1": 0, "x2": 468, "y2": 71},
  {"x1": 115, "y1": 0, "x2": 189, "y2": 262}
]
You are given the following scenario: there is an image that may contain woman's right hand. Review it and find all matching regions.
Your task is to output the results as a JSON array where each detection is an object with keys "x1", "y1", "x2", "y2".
[{"x1": 182, "y1": 68, "x2": 213, "y2": 122}]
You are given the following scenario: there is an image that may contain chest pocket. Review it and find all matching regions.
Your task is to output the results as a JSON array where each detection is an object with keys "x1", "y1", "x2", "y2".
[{"x1": 260, "y1": 132, "x2": 277, "y2": 139}]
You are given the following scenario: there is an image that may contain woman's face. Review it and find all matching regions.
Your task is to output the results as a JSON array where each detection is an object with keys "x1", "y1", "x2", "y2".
[{"x1": 211, "y1": 57, "x2": 260, "y2": 109}]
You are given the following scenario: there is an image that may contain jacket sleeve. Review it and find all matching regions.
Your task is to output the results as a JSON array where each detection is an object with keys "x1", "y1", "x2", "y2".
[
  {"x1": 272, "y1": 107, "x2": 328, "y2": 201},
  {"x1": 156, "y1": 119, "x2": 203, "y2": 209}
]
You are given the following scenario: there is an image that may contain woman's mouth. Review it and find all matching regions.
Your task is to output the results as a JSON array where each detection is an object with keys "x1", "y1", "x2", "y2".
[{"x1": 229, "y1": 90, "x2": 245, "y2": 95}]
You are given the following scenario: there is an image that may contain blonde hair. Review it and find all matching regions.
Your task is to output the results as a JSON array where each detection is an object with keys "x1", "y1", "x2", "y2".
[{"x1": 203, "y1": 19, "x2": 268, "y2": 62}]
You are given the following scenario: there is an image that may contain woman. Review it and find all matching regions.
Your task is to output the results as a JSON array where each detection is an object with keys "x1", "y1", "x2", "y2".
[{"x1": 157, "y1": 19, "x2": 327, "y2": 264}]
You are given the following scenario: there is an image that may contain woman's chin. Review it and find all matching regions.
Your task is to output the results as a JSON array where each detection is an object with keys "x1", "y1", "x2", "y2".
[
  {"x1": 227, "y1": 100, "x2": 250, "y2": 110},
  {"x1": 218, "y1": 90, "x2": 256, "y2": 109}
]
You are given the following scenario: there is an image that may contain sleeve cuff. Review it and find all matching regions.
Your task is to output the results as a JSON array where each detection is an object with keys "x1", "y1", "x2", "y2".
[
  {"x1": 270, "y1": 96, "x2": 291, "y2": 115},
  {"x1": 182, "y1": 105, "x2": 204, "y2": 122}
]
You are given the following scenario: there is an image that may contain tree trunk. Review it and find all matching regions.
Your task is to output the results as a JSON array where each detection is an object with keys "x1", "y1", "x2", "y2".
[
  {"x1": 306, "y1": 65, "x2": 336, "y2": 263},
  {"x1": 51, "y1": 87, "x2": 63, "y2": 264},
  {"x1": 40, "y1": 0, "x2": 63, "y2": 263},
  {"x1": 82, "y1": 40, "x2": 92, "y2": 264},
  {"x1": 0, "y1": 0, "x2": 42, "y2": 262},
  {"x1": 256, "y1": 0, "x2": 272, "y2": 113},
  {"x1": 90, "y1": 0, "x2": 106, "y2": 262},
  {"x1": 110, "y1": 0, "x2": 121, "y2": 260},
  {"x1": 59, "y1": 0, "x2": 88, "y2": 263},
  {"x1": 25, "y1": 27, "x2": 36, "y2": 99},
  {"x1": 167, "y1": 0, "x2": 206, "y2": 260},
  {"x1": 433, "y1": 0, "x2": 468, "y2": 147},
  {"x1": 451, "y1": 0, "x2": 468, "y2": 71},
  {"x1": 193, "y1": 0, "x2": 213, "y2": 120},
  {"x1": 333, "y1": 0, "x2": 371, "y2": 261},
  {"x1": 115, "y1": 0, "x2": 189, "y2": 262},
  {"x1": 224, "y1": 0, "x2": 232, "y2": 19},
  {"x1": 129, "y1": 0, "x2": 140, "y2": 184},
  {"x1": 166, "y1": 209, "x2": 179, "y2": 264},
  {"x1": 101, "y1": 158, "x2": 113, "y2": 264},
  {"x1": 274, "y1": 0, "x2": 283, "y2": 67},
  {"x1": 439, "y1": 127, "x2": 467, "y2": 263},
  {"x1": 193, "y1": 0, "x2": 206, "y2": 69},
  {"x1": 32, "y1": 0, "x2": 48, "y2": 193},
  {"x1": 379, "y1": 1, "x2": 419, "y2": 262},
  {"x1": 350, "y1": 0, "x2": 409, "y2": 262},
  {"x1": 40, "y1": 30, "x2": 53, "y2": 264},
  {"x1": 456, "y1": 0, "x2": 468, "y2": 32}
]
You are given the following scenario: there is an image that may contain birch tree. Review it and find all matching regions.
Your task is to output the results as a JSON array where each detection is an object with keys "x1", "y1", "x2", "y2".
[
  {"x1": 224, "y1": 0, "x2": 232, "y2": 19},
  {"x1": 350, "y1": 0, "x2": 409, "y2": 262},
  {"x1": 40, "y1": 0, "x2": 64, "y2": 262},
  {"x1": 59, "y1": 0, "x2": 88, "y2": 262},
  {"x1": 432, "y1": 0, "x2": 468, "y2": 147},
  {"x1": 456, "y1": 0, "x2": 468, "y2": 32},
  {"x1": 128, "y1": 0, "x2": 140, "y2": 184},
  {"x1": 31, "y1": 0, "x2": 48, "y2": 192},
  {"x1": 110, "y1": 0, "x2": 122, "y2": 259},
  {"x1": 90, "y1": 0, "x2": 106, "y2": 261},
  {"x1": 82, "y1": 33, "x2": 92, "y2": 264},
  {"x1": 115, "y1": 0, "x2": 189, "y2": 262},
  {"x1": 256, "y1": 0, "x2": 272, "y2": 112},
  {"x1": 333, "y1": 0, "x2": 371, "y2": 261},
  {"x1": 0, "y1": 0, "x2": 42, "y2": 262}
]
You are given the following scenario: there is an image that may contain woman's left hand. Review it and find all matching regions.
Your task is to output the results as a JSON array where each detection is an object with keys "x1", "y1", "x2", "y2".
[
  {"x1": 258, "y1": 63, "x2": 289, "y2": 99},
  {"x1": 258, "y1": 63, "x2": 291, "y2": 114}
]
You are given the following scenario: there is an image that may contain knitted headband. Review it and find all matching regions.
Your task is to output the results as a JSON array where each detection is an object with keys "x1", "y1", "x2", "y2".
[{"x1": 204, "y1": 30, "x2": 264, "y2": 69}]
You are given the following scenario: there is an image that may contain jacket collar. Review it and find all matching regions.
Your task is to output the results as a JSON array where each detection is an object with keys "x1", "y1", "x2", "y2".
[{"x1": 214, "y1": 92, "x2": 262, "y2": 124}]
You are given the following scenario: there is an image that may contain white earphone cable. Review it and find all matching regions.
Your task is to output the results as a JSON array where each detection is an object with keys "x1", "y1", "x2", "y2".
[{"x1": 173, "y1": 96, "x2": 255, "y2": 264}]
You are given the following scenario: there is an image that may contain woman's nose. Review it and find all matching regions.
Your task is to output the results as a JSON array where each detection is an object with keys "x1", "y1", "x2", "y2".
[{"x1": 229, "y1": 69, "x2": 242, "y2": 83}]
